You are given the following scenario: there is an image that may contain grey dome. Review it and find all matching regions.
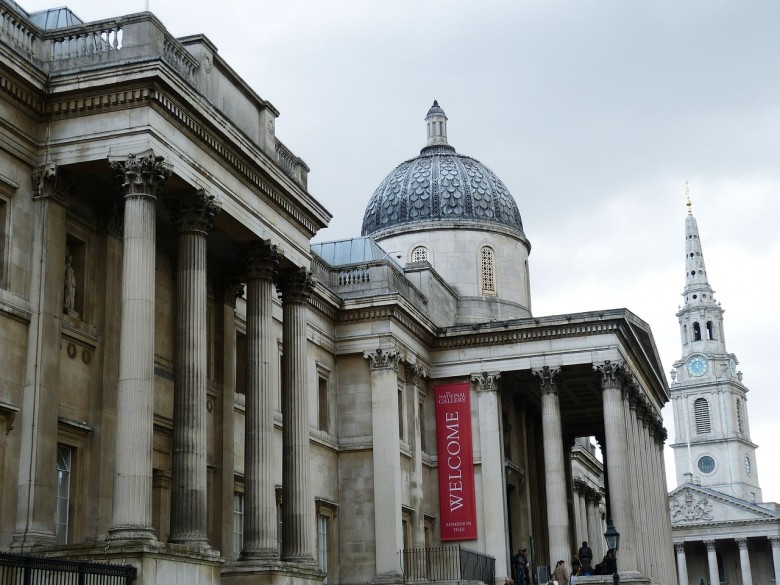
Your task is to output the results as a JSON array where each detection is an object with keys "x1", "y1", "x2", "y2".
[{"x1": 361, "y1": 103, "x2": 524, "y2": 237}]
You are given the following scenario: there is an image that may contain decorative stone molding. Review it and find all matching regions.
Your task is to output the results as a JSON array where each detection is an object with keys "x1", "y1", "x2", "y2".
[
  {"x1": 31, "y1": 163, "x2": 70, "y2": 204},
  {"x1": 0, "y1": 401, "x2": 20, "y2": 435},
  {"x1": 110, "y1": 151, "x2": 171, "y2": 200},
  {"x1": 364, "y1": 348, "x2": 401, "y2": 371},
  {"x1": 675, "y1": 543, "x2": 686, "y2": 555},
  {"x1": 736, "y1": 537, "x2": 749, "y2": 551},
  {"x1": 405, "y1": 362, "x2": 428, "y2": 385},
  {"x1": 471, "y1": 371, "x2": 501, "y2": 392},
  {"x1": 594, "y1": 360, "x2": 625, "y2": 390},
  {"x1": 277, "y1": 267, "x2": 314, "y2": 303},
  {"x1": 770, "y1": 536, "x2": 780, "y2": 549},
  {"x1": 236, "y1": 240, "x2": 281, "y2": 282},
  {"x1": 670, "y1": 491, "x2": 714, "y2": 523},
  {"x1": 532, "y1": 366, "x2": 560, "y2": 395},
  {"x1": 704, "y1": 540, "x2": 717, "y2": 553},
  {"x1": 221, "y1": 279, "x2": 245, "y2": 307},
  {"x1": 166, "y1": 189, "x2": 220, "y2": 235}
]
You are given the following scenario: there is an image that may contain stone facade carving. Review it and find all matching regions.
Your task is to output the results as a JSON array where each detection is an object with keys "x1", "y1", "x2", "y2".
[
  {"x1": 532, "y1": 366, "x2": 559, "y2": 394},
  {"x1": 237, "y1": 240, "x2": 281, "y2": 282},
  {"x1": 277, "y1": 267, "x2": 314, "y2": 303},
  {"x1": 166, "y1": 190, "x2": 220, "y2": 234},
  {"x1": 669, "y1": 491, "x2": 714, "y2": 523},
  {"x1": 364, "y1": 348, "x2": 401, "y2": 371},
  {"x1": 471, "y1": 371, "x2": 501, "y2": 391},
  {"x1": 594, "y1": 359, "x2": 625, "y2": 391},
  {"x1": 111, "y1": 152, "x2": 171, "y2": 199}
]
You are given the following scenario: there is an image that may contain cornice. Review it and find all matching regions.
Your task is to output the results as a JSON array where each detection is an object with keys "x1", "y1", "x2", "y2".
[
  {"x1": 0, "y1": 68, "x2": 43, "y2": 113},
  {"x1": 337, "y1": 301, "x2": 436, "y2": 345},
  {"x1": 434, "y1": 318, "x2": 622, "y2": 350}
]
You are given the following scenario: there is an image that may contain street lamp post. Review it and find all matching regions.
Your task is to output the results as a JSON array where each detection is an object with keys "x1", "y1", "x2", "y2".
[{"x1": 604, "y1": 519, "x2": 620, "y2": 585}]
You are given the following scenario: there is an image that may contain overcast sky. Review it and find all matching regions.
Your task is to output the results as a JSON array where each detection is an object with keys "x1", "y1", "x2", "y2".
[{"x1": 18, "y1": 0, "x2": 780, "y2": 503}]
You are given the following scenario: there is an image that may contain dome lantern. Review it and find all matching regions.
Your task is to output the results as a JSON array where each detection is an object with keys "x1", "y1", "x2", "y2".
[{"x1": 424, "y1": 100, "x2": 452, "y2": 151}]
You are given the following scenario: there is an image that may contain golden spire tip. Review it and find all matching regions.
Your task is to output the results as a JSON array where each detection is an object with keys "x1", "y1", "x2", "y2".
[{"x1": 685, "y1": 181, "x2": 692, "y2": 214}]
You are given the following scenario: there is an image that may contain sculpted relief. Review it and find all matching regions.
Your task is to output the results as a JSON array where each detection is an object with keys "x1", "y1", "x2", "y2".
[{"x1": 670, "y1": 491, "x2": 714, "y2": 523}]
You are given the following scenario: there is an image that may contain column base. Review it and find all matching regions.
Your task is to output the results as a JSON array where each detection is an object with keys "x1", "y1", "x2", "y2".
[
  {"x1": 222, "y1": 559, "x2": 323, "y2": 585},
  {"x1": 373, "y1": 571, "x2": 403, "y2": 584},
  {"x1": 9, "y1": 528, "x2": 56, "y2": 551},
  {"x1": 33, "y1": 540, "x2": 224, "y2": 585}
]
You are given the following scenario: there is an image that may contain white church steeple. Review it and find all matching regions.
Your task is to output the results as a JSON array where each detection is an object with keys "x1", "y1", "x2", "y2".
[{"x1": 670, "y1": 187, "x2": 762, "y2": 502}]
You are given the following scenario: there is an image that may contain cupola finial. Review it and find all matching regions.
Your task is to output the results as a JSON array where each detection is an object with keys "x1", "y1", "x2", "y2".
[{"x1": 425, "y1": 100, "x2": 449, "y2": 148}]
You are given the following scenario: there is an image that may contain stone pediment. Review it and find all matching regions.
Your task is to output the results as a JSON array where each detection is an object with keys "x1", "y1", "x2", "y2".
[{"x1": 668, "y1": 484, "x2": 780, "y2": 526}]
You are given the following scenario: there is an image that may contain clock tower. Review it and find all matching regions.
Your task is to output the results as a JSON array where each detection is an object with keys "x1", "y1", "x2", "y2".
[{"x1": 670, "y1": 195, "x2": 762, "y2": 502}]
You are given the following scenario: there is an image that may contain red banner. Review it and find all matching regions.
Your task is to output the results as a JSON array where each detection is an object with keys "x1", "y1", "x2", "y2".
[{"x1": 435, "y1": 382, "x2": 477, "y2": 541}]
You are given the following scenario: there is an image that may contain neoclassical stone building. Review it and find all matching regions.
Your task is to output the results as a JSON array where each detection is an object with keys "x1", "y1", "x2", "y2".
[
  {"x1": 668, "y1": 203, "x2": 780, "y2": 585},
  {"x1": 0, "y1": 2, "x2": 675, "y2": 585}
]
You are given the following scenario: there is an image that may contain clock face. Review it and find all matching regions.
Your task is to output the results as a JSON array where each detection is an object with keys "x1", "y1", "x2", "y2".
[{"x1": 687, "y1": 355, "x2": 708, "y2": 377}]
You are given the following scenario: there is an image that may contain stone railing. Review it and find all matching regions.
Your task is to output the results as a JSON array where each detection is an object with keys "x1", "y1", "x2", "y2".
[
  {"x1": 0, "y1": 4, "x2": 308, "y2": 189},
  {"x1": 276, "y1": 138, "x2": 309, "y2": 190}
]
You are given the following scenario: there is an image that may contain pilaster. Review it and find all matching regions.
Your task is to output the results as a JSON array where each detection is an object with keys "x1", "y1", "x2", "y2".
[
  {"x1": 364, "y1": 347, "x2": 403, "y2": 581},
  {"x1": 12, "y1": 163, "x2": 69, "y2": 549}
]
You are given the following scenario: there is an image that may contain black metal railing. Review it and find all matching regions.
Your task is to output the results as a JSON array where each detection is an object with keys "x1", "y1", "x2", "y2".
[
  {"x1": 0, "y1": 553, "x2": 136, "y2": 585},
  {"x1": 401, "y1": 546, "x2": 495, "y2": 583}
]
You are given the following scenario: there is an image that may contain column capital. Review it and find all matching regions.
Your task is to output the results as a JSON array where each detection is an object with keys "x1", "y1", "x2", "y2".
[
  {"x1": 364, "y1": 348, "x2": 401, "y2": 371},
  {"x1": 769, "y1": 536, "x2": 780, "y2": 548},
  {"x1": 406, "y1": 362, "x2": 428, "y2": 385},
  {"x1": 277, "y1": 267, "x2": 314, "y2": 303},
  {"x1": 220, "y1": 279, "x2": 245, "y2": 308},
  {"x1": 675, "y1": 543, "x2": 686, "y2": 555},
  {"x1": 736, "y1": 537, "x2": 749, "y2": 550},
  {"x1": 110, "y1": 151, "x2": 171, "y2": 200},
  {"x1": 166, "y1": 189, "x2": 220, "y2": 235},
  {"x1": 532, "y1": 365, "x2": 560, "y2": 394},
  {"x1": 237, "y1": 240, "x2": 282, "y2": 282},
  {"x1": 31, "y1": 163, "x2": 70, "y2": 204},
  {"x1": 471, "y1": 371, "x2": 501, "y2": 392},
  {"x1": 704, "y1": 540, "x2": 717, "y2": 552},
  {"x1": 594, "y1": 360, "x2": 626, "y2": 390}
]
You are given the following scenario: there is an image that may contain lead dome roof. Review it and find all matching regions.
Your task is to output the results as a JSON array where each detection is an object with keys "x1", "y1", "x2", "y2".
[{"x1": 361, "y1": 101, "x2": 525, "y2": 238}]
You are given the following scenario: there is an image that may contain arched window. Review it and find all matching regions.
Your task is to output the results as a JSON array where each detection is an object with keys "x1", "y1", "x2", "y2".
[
  {"x1": 706, "y1": 321, "x2": 714, "y2": 340},
  {"x1": 693, "y1": 398, "x2": 711, "y2": 434},
  {"x1": 411, "y1": 246, "x2": 428, "y2": 263},
  {"x1": 693, "y1": 322, "x2": 702, "y2": 341},
  {"x1": 480, "y1": 246, "x2": 496, "y2": 294},
  {"x1": 683, "y1": 324, "x2": 688, "y2": 344}
]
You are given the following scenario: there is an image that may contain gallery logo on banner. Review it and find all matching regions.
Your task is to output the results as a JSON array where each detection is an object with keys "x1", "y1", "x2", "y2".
[{"x1": 434, "y1": 382, "x2": 477, "y2": 541}]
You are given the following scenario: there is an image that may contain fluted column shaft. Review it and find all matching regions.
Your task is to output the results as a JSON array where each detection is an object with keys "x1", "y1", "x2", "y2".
[
  {"x1": 770, "y1": 537, "x2": 780, "y2": 585},
  {"x1": 279, "y1": 269, "x2": 315, "y2": 563},
  {"x1": 534, "y1": 366, "x2": 569, "y2": 566},
  {"x1": 626, "y1": 394, "x2": 648, "y2": 575},
  {"x1": 240, "y1": 242, "x2": 280, "y2": 560},
  {"x1": 675, "y1": 543, "x2": 688, "y2": 585},
  {"x1": 586, "y1": 493, "x2": 602, "y2": 562},
  {"x1": 596, "y1": 361, "x2": 637, "y2": 571},
  {"x1": 110, "y1": 153, "x2": 170, "y2": 539},
  {"x1": 705, "y1": 541, "x2": 719, "y2": 585},
  {"x1": 168, "y1": 191, "x2": 218, "y2": 545},
  {"x1": 576, "y1": 489, "x2": 588, "y2": 545},
  {"x1": 737, "y1": 538, "x2": 753, "y2": 585}
]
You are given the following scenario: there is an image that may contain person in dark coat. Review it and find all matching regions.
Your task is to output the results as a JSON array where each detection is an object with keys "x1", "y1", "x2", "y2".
[{"x1": 578, "y1": 541, "x2": 593, "y2": 568}]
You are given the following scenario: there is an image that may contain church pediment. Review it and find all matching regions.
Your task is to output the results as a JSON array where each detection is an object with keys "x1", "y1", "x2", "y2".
[{"x1": 669, "y1": 485, "x2": 779, "y2": 526}]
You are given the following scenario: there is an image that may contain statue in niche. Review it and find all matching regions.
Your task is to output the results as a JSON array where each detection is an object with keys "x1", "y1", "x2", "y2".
[{"x1": 64, "y1": 253, "x2": 77, "y2": 315}]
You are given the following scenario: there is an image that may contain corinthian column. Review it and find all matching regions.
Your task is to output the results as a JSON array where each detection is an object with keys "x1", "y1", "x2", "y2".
[
  {"x1": 736, "y1": 538, "x2": 753, "y2": 585},
  {"x1": 675, "y1": 543, "x2": 688, "y2": 585},
  {"x1": 533, "y1": 366, "x2": 570, "y2": 567},
  {"x1": 278, "y1": 268, "x2": 315, "y2": 563},
  {"x1": 770, "y1": 537, "x2": 780, "y2": 585},
  {"x1": 166, "y1": 190, "x2": 219, "y2": 546},
  {"x1": 595, "y1": 360, "x2": 637, "y2": 572},
  {"x1": 472, "y1": 371, "x2": 509, "y2": 580},
  {"x1": 109, "y1": 152, "x2": 170, "y2": 540},
  {"x1": 705, "y1": 541, "x2": 719, "y2": 585},
  {"x1": 237, "y1": 241, "x2": 281, "y2": 560}
]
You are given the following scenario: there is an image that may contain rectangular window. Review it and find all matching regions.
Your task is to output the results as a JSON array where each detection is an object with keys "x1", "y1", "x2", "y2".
[
  {"x1": 398, "y1": 388, "x2": 405, "y2": 441},
  {"x1": 233, "y1": 492, "x2": 244, "y2": 560},
  {"x1": 318, "y1": 514, "x2": 329, "y2": 582},
  {"x1": 55, "y1": 444, "x2": 73, "y2": 544},
  {"x1": 318, "y1": 377, "x2": 329, "y2": 432}
]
